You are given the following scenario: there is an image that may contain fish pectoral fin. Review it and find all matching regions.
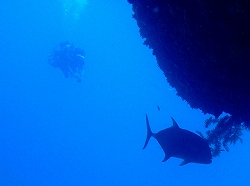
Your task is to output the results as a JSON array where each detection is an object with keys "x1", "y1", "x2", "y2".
[
  {"x1": 179, "y1": 159, "x2": 191, "y2": 166},
  {"x1": 162, "y1": 154, "x2": 171, "y2": 162}
]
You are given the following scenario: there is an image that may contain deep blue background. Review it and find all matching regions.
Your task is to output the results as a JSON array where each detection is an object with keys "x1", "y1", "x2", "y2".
[{"x1": 1, "y1": 0, "x2": 250, "y2": 185}]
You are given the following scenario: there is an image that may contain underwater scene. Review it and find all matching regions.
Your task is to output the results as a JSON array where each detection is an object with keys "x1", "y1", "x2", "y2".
[{"x1": 1, "y1": 0, "x2": 250, "y2": 185}]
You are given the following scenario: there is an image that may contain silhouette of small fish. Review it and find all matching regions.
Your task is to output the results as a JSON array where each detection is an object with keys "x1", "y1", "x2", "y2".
[{"x1": 143, "y1": 115, "x2": 212, "y2": 166}]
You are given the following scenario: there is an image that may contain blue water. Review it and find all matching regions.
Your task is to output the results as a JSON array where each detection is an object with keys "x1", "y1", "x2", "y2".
[{"x1": 1, "y1": 0, "x2": 250, "y2": 185}]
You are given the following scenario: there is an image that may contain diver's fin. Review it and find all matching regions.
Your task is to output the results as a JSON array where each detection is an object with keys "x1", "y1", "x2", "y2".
[
  {"x1": 179, "y1": 159, "x2": 191, "y2": 166},
  {"x1": 143, "y1": 114, "x2": 153, "y2": 149}
]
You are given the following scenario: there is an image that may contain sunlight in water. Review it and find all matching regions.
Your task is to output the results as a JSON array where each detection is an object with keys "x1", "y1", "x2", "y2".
[{"x1": 60, "y1": 0, "x2": 88, "y2": 25}]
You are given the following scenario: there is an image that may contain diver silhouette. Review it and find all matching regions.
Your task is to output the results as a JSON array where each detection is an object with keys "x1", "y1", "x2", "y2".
[{"x1": 48, "y1": 41, "x2": 85, "y2": 82}]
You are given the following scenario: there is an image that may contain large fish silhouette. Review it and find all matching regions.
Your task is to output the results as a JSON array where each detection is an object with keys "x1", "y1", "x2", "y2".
[{"x1": 143, "y1": 115, "x2": 212, "y2": 166}]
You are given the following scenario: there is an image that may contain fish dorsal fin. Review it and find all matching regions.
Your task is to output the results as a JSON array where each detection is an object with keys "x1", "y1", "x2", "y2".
[
  {"x1": 179, "y1": 159, "x2": 191, "y2": 166},
  {"x1": 171, "y1": 117, "x2": 180, "y2": 128}
]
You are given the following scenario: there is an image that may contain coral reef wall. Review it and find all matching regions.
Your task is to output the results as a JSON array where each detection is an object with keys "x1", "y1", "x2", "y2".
[{"x1": 128, "y1": 0, "x2": 250, "y2": 126}]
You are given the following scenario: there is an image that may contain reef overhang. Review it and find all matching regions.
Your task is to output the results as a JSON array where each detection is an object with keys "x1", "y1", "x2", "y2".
[{"x1": 128, "y1": 0, "x2": 250, "y2": 126}]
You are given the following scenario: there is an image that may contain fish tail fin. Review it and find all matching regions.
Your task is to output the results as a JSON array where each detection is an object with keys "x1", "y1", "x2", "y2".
[{"x1": 143, "y1": 114, "x2": 153, "y2": 149}]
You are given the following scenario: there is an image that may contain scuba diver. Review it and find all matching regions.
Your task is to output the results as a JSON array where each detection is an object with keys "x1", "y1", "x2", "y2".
[{"x1": 48, "y1": 41, "x2": 85, "y2": 82}]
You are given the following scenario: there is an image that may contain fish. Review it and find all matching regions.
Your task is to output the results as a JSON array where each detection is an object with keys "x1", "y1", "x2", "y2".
[{"x1": 143, "y1": 114, "x2": 212, "y2": 166}]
